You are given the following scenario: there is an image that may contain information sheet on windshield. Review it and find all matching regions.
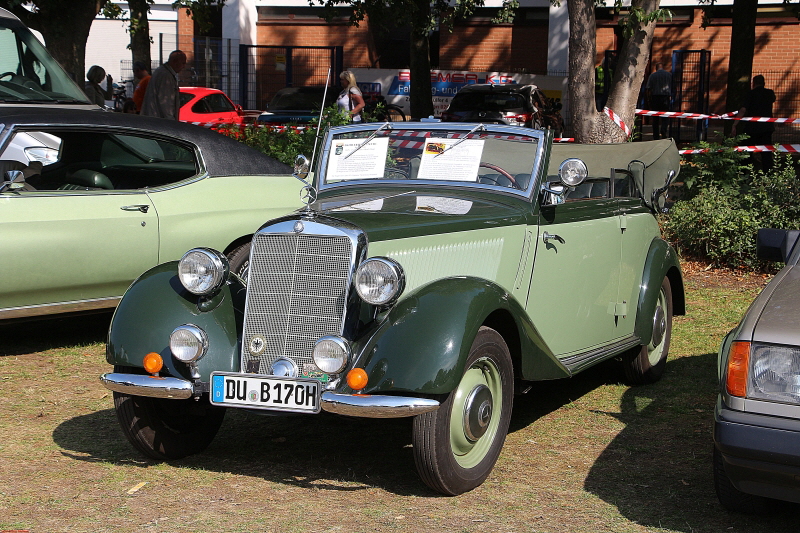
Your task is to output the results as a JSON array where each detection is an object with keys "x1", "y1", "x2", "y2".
[
  {"x1": 416, "y1": 138, "x2": 484, "y2": 182},
  {"x1": 326, "y1": 137, "x2": 389, "y2": 182}
]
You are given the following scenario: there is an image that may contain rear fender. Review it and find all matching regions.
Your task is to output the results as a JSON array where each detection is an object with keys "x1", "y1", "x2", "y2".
[
  {"x1": 634, "y1": 238, "x2": 685, "y2": 343},
  {"x1": 106, "y1": 261, "x2": 245, "y2": 381},
  {"x1": 350, "y1": 277, "x2": 568, "y2": 395}
]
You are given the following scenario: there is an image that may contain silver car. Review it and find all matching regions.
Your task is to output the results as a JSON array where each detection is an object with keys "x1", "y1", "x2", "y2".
[{"x1": 714, "y1": 228, "x2": 800, "y2": 512}]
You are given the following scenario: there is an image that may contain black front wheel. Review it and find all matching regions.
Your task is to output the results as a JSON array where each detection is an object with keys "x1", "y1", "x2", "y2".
[
  {"x1": 113, "y1": 371, "x2": 225, "y2": 461},
  {"x1": 227, "y1": 242, "x2": 251, "y2": 282},
  {"x1": 622, "y1": 276, "x2": 673, "y2": 385},
  {"x1": 412, "y1": 327, "x2": 513, "y2": 495}
]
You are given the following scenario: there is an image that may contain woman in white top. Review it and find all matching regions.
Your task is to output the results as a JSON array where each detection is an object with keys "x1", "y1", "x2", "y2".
[{"x1": 337, "y1": 70, "x2": 365, "y2": 122}]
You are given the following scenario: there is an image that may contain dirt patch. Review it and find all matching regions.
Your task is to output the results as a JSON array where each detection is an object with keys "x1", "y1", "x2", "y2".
[{"x1": 681, "y1": 260, "x2": 773, "y2": 291}]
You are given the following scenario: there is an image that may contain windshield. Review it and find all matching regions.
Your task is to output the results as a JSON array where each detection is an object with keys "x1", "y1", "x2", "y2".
[
  {"x1": 449, "y1": 91, "x2": 528, "y2": 112},
  {"x1": 269, "y1": 88, "x2": 333, "y2": 111},
  {"x1": 0, "y1": 16, "x2": 92, "y2": 104},
  {"x1": 319, "y1": 124, "x2": 544, "y2": 194}
]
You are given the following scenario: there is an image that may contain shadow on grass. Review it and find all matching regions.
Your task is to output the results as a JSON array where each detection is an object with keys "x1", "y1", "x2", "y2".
[
  {"x1": 583, "y1": 352, "x2": 800, "y2": 533},
  {"x1": 0, "y1": 311, "x2": 112, "y2": 356}
]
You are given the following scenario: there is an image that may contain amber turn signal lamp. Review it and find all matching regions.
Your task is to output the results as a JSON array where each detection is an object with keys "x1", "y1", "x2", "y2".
[
  {"x1": 346, "y1": 368, "x2": 369, "y2": 391},
  {"x1": 143, "y1": 352, "x2": 164, "y2": 374},
  {"x1": 726, "y1": 341, "x2": 750, "y2": 397}
]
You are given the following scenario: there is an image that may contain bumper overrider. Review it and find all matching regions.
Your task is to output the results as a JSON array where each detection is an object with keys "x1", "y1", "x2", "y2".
[{"x1": 99, "y1": 372, "x2": 440, "y2": 418}]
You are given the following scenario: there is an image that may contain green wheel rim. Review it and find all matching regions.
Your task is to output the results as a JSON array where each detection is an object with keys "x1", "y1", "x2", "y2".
[
  {"x1": 647, "y1": 285, "x2": 668, "y2": 366},
  {"x1": 449, "y1": 356, "x2": 503, "y2": 469}
]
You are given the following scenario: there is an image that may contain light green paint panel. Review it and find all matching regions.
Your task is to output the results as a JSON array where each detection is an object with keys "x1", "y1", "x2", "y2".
[
  {"x1": 368, "y1": 225, "x2": 528, "y2": 296},
  {"x1": 617, "y1": 211, "x2": 660, "y2": 333},
  {"x1": 151, "y1": 175, "x2": 302, "y2": 261}
]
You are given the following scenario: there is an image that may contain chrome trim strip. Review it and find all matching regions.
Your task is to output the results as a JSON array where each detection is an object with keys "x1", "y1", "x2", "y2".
[
  {"x1": 320, "y1": 391, "x2": 440, "y2": 418},
  {"x1": 100, "y1": 373, "x2": 194, "y2": 399},
  {"x1": 0, "y1": 296, "x2": 120, "y2": 319}
]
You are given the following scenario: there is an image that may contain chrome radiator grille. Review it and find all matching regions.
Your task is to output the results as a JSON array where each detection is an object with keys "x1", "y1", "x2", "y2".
[{"x1": 241, "y1": 232, "x2": 353, "y2": 372}]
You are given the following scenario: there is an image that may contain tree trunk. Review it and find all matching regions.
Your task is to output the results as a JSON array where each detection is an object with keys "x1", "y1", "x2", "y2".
[
  {"x1": 128, "y1": 0, "x2": 152, "y2": 74},
  {"x1": 408, "y1": 0, "x2": 434, "y2": 120},
  {"x1": 566, "y1": 0, "x2": 598, "y2": 142},
  {"x1": 725, "y1": 0, "x2": 757, "y2": 135},
  {"x1": 5, "y1": 0, "x2": 107, "y2": 84},
  {"x1": 568, "y1": 0, "x2": 660, "y2": 143}
]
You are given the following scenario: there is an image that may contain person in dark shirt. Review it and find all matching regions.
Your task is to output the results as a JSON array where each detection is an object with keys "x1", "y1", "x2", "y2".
[{"x1": 732, "y1": 75, "x2": 776, "y2": 171}]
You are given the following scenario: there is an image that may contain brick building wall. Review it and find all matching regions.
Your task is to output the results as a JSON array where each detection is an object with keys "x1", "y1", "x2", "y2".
[{"x1": 439, "y1": 22, "x2": 549, "y2": 74}]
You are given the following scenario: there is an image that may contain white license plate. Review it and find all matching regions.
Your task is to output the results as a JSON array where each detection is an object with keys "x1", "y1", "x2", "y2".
[{"x1": 210, "y1": 372, "x2": 321, "y2": 413}]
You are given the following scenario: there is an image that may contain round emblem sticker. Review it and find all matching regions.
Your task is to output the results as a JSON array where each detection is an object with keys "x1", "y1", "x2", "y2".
[
  {"x1": 248, "y1": 390, "x2": 258, "y2": 402},
  {"x1": 249, "y1": 335, "x2": 266, "y2": 356}
]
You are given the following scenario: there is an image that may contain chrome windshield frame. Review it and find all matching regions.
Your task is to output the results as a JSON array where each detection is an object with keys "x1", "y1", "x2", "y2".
[{"x1": 315, "y1": 122, "x2": 547, "y2": 200}]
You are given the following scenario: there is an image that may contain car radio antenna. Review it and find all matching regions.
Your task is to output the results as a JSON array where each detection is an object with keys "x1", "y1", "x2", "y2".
[{"x1": 309, "y1": 66, "x2": 332, "y2": 175}]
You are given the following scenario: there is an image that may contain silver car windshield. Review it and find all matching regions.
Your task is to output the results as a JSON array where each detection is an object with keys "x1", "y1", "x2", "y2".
[
  {"x1": 0, "y1": 17, "x2": 91, "y2": 104},
  {"x1": 318, "y1": 124, "x2": 544, "y2": 196}
]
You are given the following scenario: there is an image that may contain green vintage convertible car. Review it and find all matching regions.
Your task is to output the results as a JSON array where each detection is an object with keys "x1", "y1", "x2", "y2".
[{"x1": 101, "y1": 122, "x2": 685, "y2": 495}]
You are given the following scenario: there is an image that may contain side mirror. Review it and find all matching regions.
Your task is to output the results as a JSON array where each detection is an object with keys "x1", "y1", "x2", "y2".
[
  {"x1": 235, "y1": 104, "x2": 244, "y2": 116},
  {"x1": 757, "y1": 229, "x2": 800, "y2": 263},
  {"x1": 0, "y1": 170, "x2": 26, "y2": 192},
  {"x1": 293, "y1": 154, "x2": 310, "y2": 183}
]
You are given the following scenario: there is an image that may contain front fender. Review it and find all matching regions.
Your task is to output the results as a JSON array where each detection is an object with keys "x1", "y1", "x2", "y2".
[
  {"x1": 634, "y1": 238, "x2": 685, "y2": 343},
  {"x1": 350, "y1": 277, "x2": 568, "y2": 396},
  {"x1": 106, "y1": 261, "x2": 246, "y2": 381}
]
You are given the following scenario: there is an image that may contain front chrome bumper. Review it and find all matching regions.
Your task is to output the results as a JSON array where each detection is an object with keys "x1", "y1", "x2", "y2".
[{"x1": 100, "y1": 373, "x2": 440, "y2": 418}]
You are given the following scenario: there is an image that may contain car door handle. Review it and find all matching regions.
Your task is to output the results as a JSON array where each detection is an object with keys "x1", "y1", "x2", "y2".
[
  {"x1": 121, "y1": 205, "x2": 149, "y2": 213},
  {"x1": 542, "y1": 231, "x2": 565, "y2": 244}
]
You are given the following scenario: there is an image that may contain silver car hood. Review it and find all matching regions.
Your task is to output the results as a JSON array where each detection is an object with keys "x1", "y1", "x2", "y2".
[{"x1": 752, "y1": 265, "x2": 800, "y2": 346}]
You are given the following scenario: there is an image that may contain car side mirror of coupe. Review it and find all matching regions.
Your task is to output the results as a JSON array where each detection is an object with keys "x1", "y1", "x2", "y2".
[
  {"x1": 756, "y1": 228, "x2": 800, "y2": 263},
  {"x1": 0, "y1": 170, "x2": 26, "y2": 192}
]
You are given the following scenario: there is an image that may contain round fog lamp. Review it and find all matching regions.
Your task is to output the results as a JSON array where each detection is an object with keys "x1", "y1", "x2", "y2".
[
  {"x1": 354, "y1": 257, "x2": 404, "y2": 306},
  {"x1": 178, "y1": 248, "x2": 229, "y2": 295},
  {"x1": 313, "y1": 336, "x2": 350, "y2": 374},
  {"x1": 170, "y1": 325, "x2": 208, "y2": 363}
]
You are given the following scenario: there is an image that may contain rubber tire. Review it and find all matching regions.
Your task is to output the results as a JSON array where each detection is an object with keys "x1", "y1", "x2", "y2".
[
  {"x1": 412, "y1": 326, "x2": 513, "y2": 495},
  {"x1": 623, "y1": 276, "x2": 673, "y2": 385},
  {"x1": 113, "y1": 367, "x2": 225, "y2": 460},
  {"x1": 713, "y1": 446, "x2": 770, "y2": 514},
  {"x1": 227, "y1": 242, "x2": 251, "y2": 282}
]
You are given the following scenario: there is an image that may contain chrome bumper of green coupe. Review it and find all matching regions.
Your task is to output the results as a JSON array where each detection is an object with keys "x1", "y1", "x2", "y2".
[{"x1": 100, "y1": 373, "x2": 440, "y2": 417}]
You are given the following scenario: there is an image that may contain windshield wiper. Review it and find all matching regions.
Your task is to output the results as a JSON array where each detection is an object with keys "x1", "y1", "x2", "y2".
[
  {"x1": 343, "y1": 122, "x2": 392, "y2": 160},
  {"x1": 435, "y1": 123, "x2": 486, "y2": 157}
]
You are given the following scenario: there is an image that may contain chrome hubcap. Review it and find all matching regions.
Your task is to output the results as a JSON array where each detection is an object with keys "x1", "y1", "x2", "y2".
[
  {"x1": 463, "y1": 384, "x2": 493, "y2": 442},
  {"x1": 651, "y1": 305, "x2": 665, "y2": 347}
]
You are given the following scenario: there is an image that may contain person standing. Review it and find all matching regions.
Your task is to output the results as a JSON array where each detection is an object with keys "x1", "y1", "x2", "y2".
[
  {"x1": 131, "y1": 61, "x2": 151, "y2": 113},
  {"x1": 140, "y1": 50, "x2": 187, "y2": 120},
  {"x1": 337, "y1": 70, "x2": 365, "y2": 122},
  {"x1": 84, "y1": 65, "x2": 113, "y2": 107},
  {"x1": 732, "y1": 74, "x2": 776, "y2": 171},
  {"x1": 645, "y1": 62, "x2": 672, "y2": 140}
]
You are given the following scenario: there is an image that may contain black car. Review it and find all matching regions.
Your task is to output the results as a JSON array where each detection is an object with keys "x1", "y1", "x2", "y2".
[
  {"x1": 257, "y1": 86, "x2": 337, "y2": 126},
  {"x1": 440, "y1": 83, "x2": 563, "y2": 134}
]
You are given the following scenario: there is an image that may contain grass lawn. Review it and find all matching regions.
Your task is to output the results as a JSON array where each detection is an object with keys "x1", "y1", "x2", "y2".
[{"x1": 1, "y1": 265, "x2": 797, "y2": 533}]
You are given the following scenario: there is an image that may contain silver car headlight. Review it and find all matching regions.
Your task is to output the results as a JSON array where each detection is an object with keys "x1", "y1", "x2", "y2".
[
  {"x1": 178, "y1": 248, "x2": 229, "y2": 295},
  {"x1": 749, "y1": 343, "x2": 800, "y2": 404},
  {"x1": 312, "y1": 336, "x2": 350, "y2": 374},
  {"x1": 354, "y1": 257, "x2": 405, "y2": 306},
  {"x1": 170, "y1": 325, "x2": 208, "y2": 363}
]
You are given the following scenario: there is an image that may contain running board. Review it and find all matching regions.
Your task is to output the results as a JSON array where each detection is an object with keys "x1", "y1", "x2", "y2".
[{"x1": 559, "y1": 336, "x2": 641, "y2": 375}]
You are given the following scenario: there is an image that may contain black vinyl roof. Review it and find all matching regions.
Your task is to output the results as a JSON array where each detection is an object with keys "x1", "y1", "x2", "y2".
[{"x1": 0, "y1": 107, "x2": 292, "y2": 176}]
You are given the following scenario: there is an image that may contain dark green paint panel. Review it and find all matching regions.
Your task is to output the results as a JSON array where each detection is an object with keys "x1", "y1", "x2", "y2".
[
  {"x1": 634, "y1": 238, "x2": 686, "y2": 342},
  {"x1": 106, "y1": 262, "x2": 246, "y2": 381},
  {"x1": 314, "y1": 186, "x2": 532, "y2": 242},
  {"x1": 539, "y1": 199, "x2": 621, "y2": 225},
  {"x1": 349, "y1": 277, "x2": 569, "y2": 396}
]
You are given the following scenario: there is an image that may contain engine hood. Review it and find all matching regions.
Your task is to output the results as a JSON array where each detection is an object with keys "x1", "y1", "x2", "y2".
[{"x1": 309, "y1": 188, "x2": 530, "y2": 242}]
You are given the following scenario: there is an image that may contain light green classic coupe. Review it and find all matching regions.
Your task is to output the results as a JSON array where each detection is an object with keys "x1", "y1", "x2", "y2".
[
  {"x1": 101, "y1": 122, "x2": 685, "y2": 495},
  {"x1": 0, "y1": 108, "x2": 300, "y2": 320}
]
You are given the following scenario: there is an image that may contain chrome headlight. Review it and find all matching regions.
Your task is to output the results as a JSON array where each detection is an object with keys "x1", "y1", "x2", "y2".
[
  {"x1": 178, "y1": 248, "x2": 229, "y2": 295},
  {"x1": 749, "y1": 343, "x2": 800, "y2": 404},
  {"x1": 558, "y1": 158, "x2": 588, "y2": 187},
  {"x1": 170, "y1": 325, "x2": 208, "y2": 363},
  {"x1": 354, "y1": 257, "x2": 405, "y2": 306},
  {"x1": 312, "y1": 336, "x2": 350, "y2": 374}
]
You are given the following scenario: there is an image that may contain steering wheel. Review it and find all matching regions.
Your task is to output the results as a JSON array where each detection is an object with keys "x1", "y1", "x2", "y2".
[{"x1": 479, "y1": 162, "x2": 518, "y2": 188}]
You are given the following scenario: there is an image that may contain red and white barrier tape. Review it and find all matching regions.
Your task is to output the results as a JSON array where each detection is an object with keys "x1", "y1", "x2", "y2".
[
  {"x1": 636, "y1": 109, "x2": 800, "y2": 124},
  {"x1": 604, "y1": 106, "x2": 632, "y2": 137},
  {"x1": 680, "y1": 144, "x2": 800, "y2": 154}
]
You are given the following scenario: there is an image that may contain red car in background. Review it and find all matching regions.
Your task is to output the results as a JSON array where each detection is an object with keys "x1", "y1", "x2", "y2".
[{"x1": 179, "y1": 87, "x2": 244, "y2": 128}]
